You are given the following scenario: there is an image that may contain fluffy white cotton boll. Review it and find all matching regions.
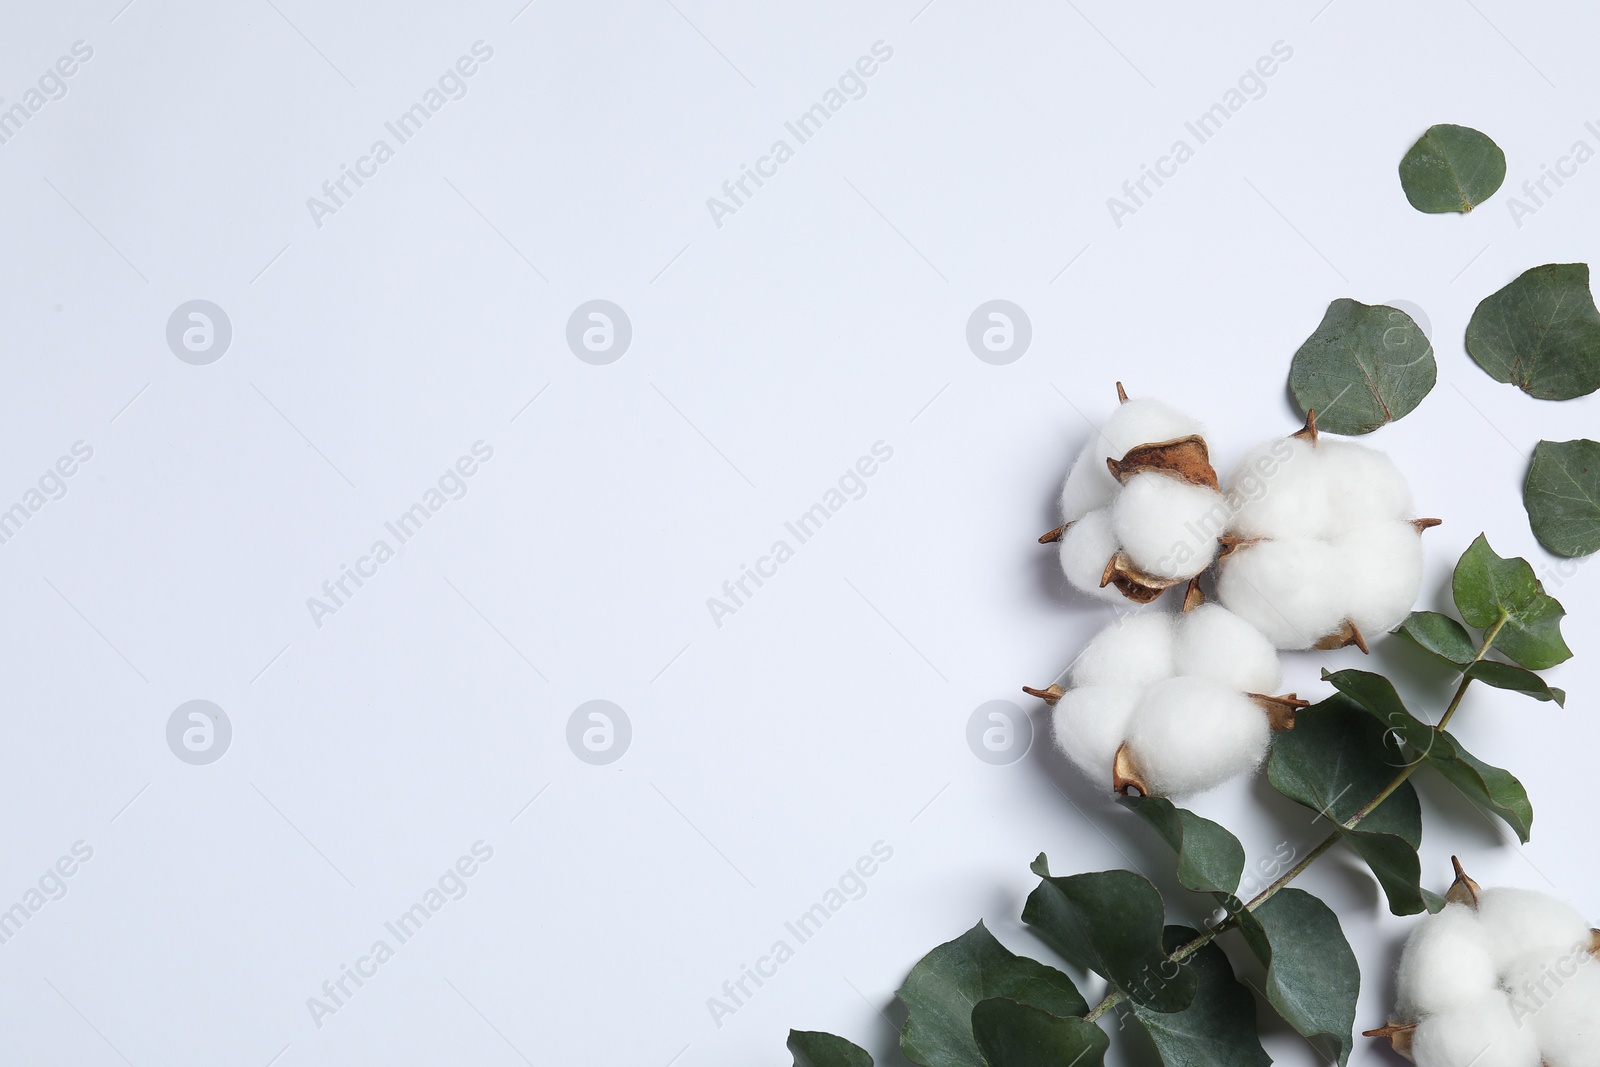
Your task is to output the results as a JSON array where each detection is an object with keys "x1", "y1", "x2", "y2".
[
  {"x1": 1053, "y1": 686, "x2": 1141, "y2": 792},
  {"x1": 1227, "y1": 437, "x2": 1331, "y2": 540},
  {"x1": 1334, "y1": 522, "x2": 1424, "y2": 636},
  {"x1": 1475, "y1": 888, "x2": 1594, "y2": 970},
  {"x1": 1060, "y1": 399, "x2": 1204, "y2": 523},
  {"x1": 1097, "y1": 397, "x2": 1203, "y2": 461},
  {"x1": 1069, "y1": 613, "x2": 1176, "y2": 689},
  {"x1": 1215, "y1": 539, "x2": 1346, "y2": 650},
  {"x1": 1393, "y1": 904, "x2": 1498, "y2": 1019},
  {"x1": 1058, "y1": 509, "x2": 1126, "y2": 603},
  {"x1": 1410, "y1": 996, "x2": 1542, "y2": 1067},
  {"x1": 1523, "y1": 963, "x2": 1600, "y2": 1067},
  {"x1": 1059, "y1": 440, "x2": 1116, "y2": 522},
  {"x1": 1318, "y1": 440, "x2": 1414, "y2": 534},
  {"x1": 1174, "y1": 603, "x2": 1282, "y2": 695},
  {"x1": 1111, "y1": 473, "x2": 1225, "y2": 580},
  {"x1": 1126, "y1": 677, "x2": 1270, "y2": 797}
]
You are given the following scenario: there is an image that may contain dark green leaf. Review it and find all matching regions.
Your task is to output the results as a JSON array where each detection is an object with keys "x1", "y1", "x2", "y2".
[
  {"x1": 1398, "y1": 124, "x2": 1506, "y2": 213},
  {"x1": 1269, "y1": 691, "x2": 1426, "y2": 915},
  {"x1": 1452, "y1": 534, "x2": 1572, "y2": 669},
  {"x1": 1289, "y1": 298, "x2": 1436, "y2": 435},
  {"x1": 1466, "y1": 262, "x2": 1600, "y2": 400},
  {"x1": 1022, "y1": 857, "x2": 1197, "y2": 1014},
  {"x1": 970, "y1": 999, "x2": 1108, "y2": 1067},
  {"x1": 1327, "y1": 669, "x2": 1535, "y2": 843},
  {"x1": 1235, "y1": 889, "x2": 1360, "y2": 1066},
  {"x1": 1125, "y1": 926, "x2": 1269, "y2": 1067},
  {"x1": 1464, "y1": 660, "x2": 1566, "y2": 704},
  {"x1": 1525, "y1": 438, "x2": 1600, "y2": 556},
  {"x1": 897, "y1": 922, "x2": 1089, "y2": 1067},
  {"x1": 789, "y1": 1031, "x2": 874, "y2": 1067},
  {"x1": 1118, "y1": 796, "x2": 1245, "y2": 896},
  {"x1": 1395, "y1": 610, "x2": 1476, "y2": 665}
]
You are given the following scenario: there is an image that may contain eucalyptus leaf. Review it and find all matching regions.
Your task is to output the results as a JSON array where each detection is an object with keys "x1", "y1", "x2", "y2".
[
  {"x1": 1118, "y1": 796, "x2": 1245, "y2": 896},
  {"x1": 1125, "y1": 926, "x2": 1270, "y2": 1067},
  {"x1": 1465, "y1": 263, "x2": 1600, "y2": 400},
  {"x1": 1525, "y1": 438, "x2": 1600, "y2": 556},
  {"x1": 970, "y1": 999, "x2": 1108, "y2": 1067},
  {"x1": 1267, "y1": 693, "x2": 1427, "y2": 915},
  {"x1": 1463, "y1": 660, "x2": 1566, "y2": 704},
  {"x1": 1398, "y1": 124, "x2": 1506, "y2": 213},
  {"x1": 1234, "y1": 889, "x2": 1360, "y2": 1066},
  {"x1": 1452, "y1": 533, "x2": 1572, "y2": 669},
  {"x1": 1325, "y1": 668, "x2": 1535, "y2": 843},
  {"x1": 1395, "y1": 610, "x2": 1476, "y2": 666},
  {"x1": 897, "y1": 921, "x2": 1089, "y2": 1067},
  {"x1": 1022, "y1": 857, "x2": 1198, "y2": 1014},
  {"x1": 789, "y1": 1030, "x2": 874, "y2": 1067},
  {"x1": 1289, "y1": 298, "x2": 1436, "y2": 435}
]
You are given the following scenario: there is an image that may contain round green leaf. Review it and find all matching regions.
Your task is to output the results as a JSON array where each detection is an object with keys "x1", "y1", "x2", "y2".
[
  {"x1": 789, "y1": 1031, "x2": 874, "y2": 1067},
  {"x1": 1466, "y1": 263, "x2": 1600, "y2": 400},
  {"x1": 1118, "y1": 796, "x2": 1245, "y2": 897},
  {"x1": 1125, "y1": 927, "x2": 1270, "y2": 1067},
  {"x1": 1451, "y1": 533, "x2": 1572, "y2": 669},
  {"x1": 1235, "y1": 889, "x2": 1360, "y2": 1066},
  {"x1": 1289, "y1": 299, "x2": 1436, "y2": 435},
  {"x1": 1398, "y1": 124, "x2": 1506, "y2": 213},
  {"x1": 896, "y1": 921, "x2": 1088, "y2": 1067},
  {"x1": 1525, "y1": 438, "x2": 1600, "y2": 556},
  {"x1": 1022, "y1": 858, "x2": 1198, "y2": 1014},
  {"x1": 1394, "y1": 610, "x2": 1476, "y2": 665},
  {"x1": 970, "y1": 999, "x2": 1108, "y2": 1067}
]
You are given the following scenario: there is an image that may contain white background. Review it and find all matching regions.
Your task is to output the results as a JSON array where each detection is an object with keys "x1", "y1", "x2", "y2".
[{"x1": 2, "y1": 1, "x2": 1597, "y2": 1064}]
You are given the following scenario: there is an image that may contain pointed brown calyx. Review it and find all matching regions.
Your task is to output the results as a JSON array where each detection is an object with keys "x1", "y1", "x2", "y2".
[
  {"x1": 1115, "y1": 381, "x2": 1129, "y2": 403},
  {"x1": 1314, "y1": 620, "x2": 1369, "y2": 654},
  {"x1": 1292, "y1": 408, "x2": 1318, "y2": 445},
  {"x1": 1039, "y1": 522, "x2": 1070, "y2": 544},
  {"x1": 1105, "y1": 435, "x2": 1220, "y2": 491},
  {"x1": 1250, "y1": 693, "x2": 1310, "y2": 732},
  {"x1": 1181, "y1": 576, "x2": 1205, "y2": 613},
  {"x1": 1446, "y1": 855, "x2": 1482, "y2": 908},
  {"x1": 1022, "y1": 684, "x2": 1066, "y2": 706},
  {"x1": 1590, "y1": 929, "x2": 1600, "y2": 958},
  {"x1": 1100, "y1": 552, "x2": 1186, "y2": 604},
  {"x1": 1216, "y1": 535, "x2": 1261, "y2": 561},
  {"x1": 1411, "y1": 518, "x2": 1442, "y2": 533},
  {"x1": 1112, "y1": 743, "x2": 1148, "y2": 797},
  {"x1": 1362, "y1": 1023, "x2": 1416, "y2": 1062}
]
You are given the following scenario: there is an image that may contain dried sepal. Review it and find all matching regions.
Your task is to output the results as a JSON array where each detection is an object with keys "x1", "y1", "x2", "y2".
[
  {"x1": 1292, "y1": 407, "x2": 1318, "y2": 445},
  {"x1": 1105, "y1": 434, "x2": 1221, "y2": 491},
  {"x1": 1410, "y1": 517, "x2": 1442, "y2": 533},
  {"x1": 1181, "y1": 576, "x2": 1205, "y2": 613},
  {"x1": 1591, "y1": 928, "x2": 1600, "y2": 957},
  {"x1": 1361, "y1": 1022, "x2": 1416, "y2": 1062},
  {"x1": 1313, "y1": 620, "x2": 1370, "y2": 654},
  {"x1": 1115, "y1": 380, "x2": 1129, "y2": 403},
  {"x1": 1445, "y1": 855, "x2": 1482, "y2": 908},
  {"x1": 1022, "y1": 684, "x2": 1065, "y2": 706},
  {"x1": 1112, "y1": 742, "x2": 1148, "y2": 797},
  {"x1": 1100, "y1": 552, "x2": 1187, "y2": 604},
  {"x1": 1216, "y1": 535, "x2": 1261, "y2": 561},
  {"x1": 1250, "y1": 692, "x2": 1310, "y2": 732},
  {"x1": 1038, "y1": 522, "x2": 1069, "y2": 544}
]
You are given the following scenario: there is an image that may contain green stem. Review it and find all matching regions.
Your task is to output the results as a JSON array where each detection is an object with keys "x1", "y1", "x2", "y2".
[{"x1": 1082, "y1": 614, "x2": 1509, "y2": 1025}]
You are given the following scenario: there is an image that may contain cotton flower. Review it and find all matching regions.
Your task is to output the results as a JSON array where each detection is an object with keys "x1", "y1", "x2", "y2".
[
  {"x1": 1369, "y1": 859, "x2": 1600, "y2": 1067},
  {"x1": 1028, "y1": 596, "x2": 1303, "y2": 798},
  {"x1": 1215, "y1": 413, "x2": 1438, "y2": 651},
  {"x1": 1049, "y1": 384, "x2": 1228, "y2": 605}
]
